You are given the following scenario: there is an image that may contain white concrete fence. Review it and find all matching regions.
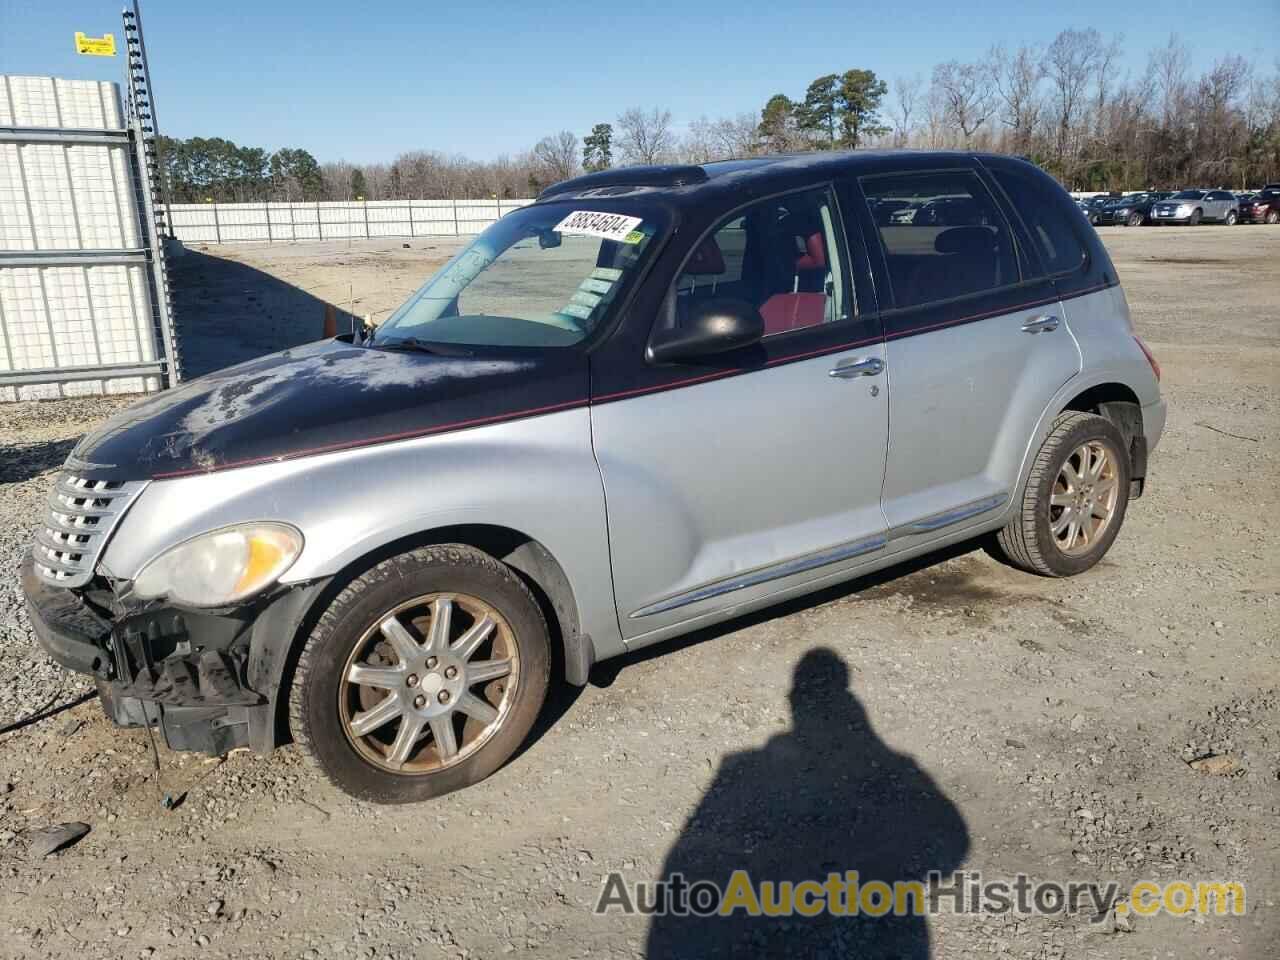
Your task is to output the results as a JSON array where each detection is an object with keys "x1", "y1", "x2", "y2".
[{"x1": 167, "y1": 199, "x2": 536, "y2": 244}]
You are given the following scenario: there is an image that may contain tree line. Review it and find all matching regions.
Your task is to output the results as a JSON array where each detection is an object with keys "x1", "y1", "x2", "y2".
[{"x1": 158, "y1": 30, "x2": 1280, "y2": 204}]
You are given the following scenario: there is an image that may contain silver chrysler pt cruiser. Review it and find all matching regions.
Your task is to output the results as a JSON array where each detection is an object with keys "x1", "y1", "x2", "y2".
[{"x1": 23, "y1": 153, "x2": 1166, "y2": 803}]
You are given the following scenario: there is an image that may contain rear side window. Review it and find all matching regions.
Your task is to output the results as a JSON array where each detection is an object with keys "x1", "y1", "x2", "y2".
[
  {"x1": 988, "y1": 165, "x2": 1088, "y2": 278},
  {"x1": 861, "y1": 171, "x2": 1019, "y2": 309}
]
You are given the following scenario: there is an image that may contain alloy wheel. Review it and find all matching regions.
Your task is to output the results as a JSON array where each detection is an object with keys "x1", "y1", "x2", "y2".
[
  {"x1": 1049, "y1": 441, "x2": 1120, "y2": 557},
  {"x1": 338, "y1": 593, "x2": 518, "y2": 773}
]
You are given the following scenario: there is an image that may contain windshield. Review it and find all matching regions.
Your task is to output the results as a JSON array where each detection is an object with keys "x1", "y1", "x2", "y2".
[
  {"x1": 1170, "y1": 190, "x2": 1204, "y2": 200},
  {"x1": 374, "y1": 201, "x2": 669, "y2": 348}
]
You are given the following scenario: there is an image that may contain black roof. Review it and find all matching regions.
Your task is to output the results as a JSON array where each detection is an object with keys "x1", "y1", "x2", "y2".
[{"x1": 536, "y1": 150, "x2": 1030, "y2": 206}]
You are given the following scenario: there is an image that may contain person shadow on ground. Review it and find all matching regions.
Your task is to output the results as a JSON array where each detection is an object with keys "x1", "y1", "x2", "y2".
[{"x1": 645, "y1": 647, "x2": 970, "y2": 959}]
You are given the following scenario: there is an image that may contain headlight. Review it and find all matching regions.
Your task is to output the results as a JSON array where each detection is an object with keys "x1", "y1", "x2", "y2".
[
  {"x1": 132, "y1": 522, "x2": 303, "y2": 606},
  {"x1": 1176, "y1": 204, "x2": 1192, "y2": 214},
  {"x1": 1116, "y1": 208, "x2": 1130, "y2": 215}
]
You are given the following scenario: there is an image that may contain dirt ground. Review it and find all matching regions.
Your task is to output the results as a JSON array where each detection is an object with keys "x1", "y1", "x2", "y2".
[{"x1": 1, "y1": 225, "x2": 1277, "y2": 960}]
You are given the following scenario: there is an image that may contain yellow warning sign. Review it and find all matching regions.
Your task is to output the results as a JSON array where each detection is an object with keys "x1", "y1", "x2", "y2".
[{"x1": 74, "y1": 32, "x2": 117, "y2": 57}]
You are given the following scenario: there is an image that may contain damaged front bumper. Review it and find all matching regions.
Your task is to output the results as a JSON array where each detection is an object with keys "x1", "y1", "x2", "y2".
[{"x1": 21, "y1": 552, "x2": 326, "y2": 757}]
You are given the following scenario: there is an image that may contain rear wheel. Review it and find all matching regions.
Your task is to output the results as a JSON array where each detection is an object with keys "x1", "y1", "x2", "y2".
[
  {"x1": 1126, "y1": 211, "x2": 1144, "y2": 227},
  {"x1": 990, "y1": 412, "x2": 1131, "y2": 577},
  {"x1": 290, "y1": 544, "x2": 550, "y2": 803},
  {"x1": 1225, "y1": 210, "x2": 1238, "y2": 226}
]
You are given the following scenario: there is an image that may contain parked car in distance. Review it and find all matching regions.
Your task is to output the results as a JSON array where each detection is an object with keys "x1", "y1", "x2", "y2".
[
  {"x1": 1095, "y1": 191, "x2": 1173, "y2": 227},
  {"x1": 1079, "y1": 193, "x2": 1120, "y2": 225},
  {"x1": 1152, "y1": 189, "x2": 1239, "y2": 225},
  {"x1": 23, "y1": 152, "x2": 1166, "y2": 803},
  {"x1": 1238, "y1": 187, "x2": 1280, "y2": 224}
]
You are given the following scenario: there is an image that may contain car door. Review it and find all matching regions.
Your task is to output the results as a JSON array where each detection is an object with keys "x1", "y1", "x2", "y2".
[
  {"x1": 850, "y1": 162, "x2": 1081, "y2": 549},
  {"x1": 1208, "y1": 191, "x2": 1232, "y2": 220},
  {"x1": 590, "y1": 185, "x2": 890, "y2": 644}
]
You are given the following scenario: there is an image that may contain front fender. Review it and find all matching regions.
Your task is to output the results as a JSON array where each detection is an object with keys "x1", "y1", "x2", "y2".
[{"x1": 99, "y1": 408, "x2": 622, "y2": 661}]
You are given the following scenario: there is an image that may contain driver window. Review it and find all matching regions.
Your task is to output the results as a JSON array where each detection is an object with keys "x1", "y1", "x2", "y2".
[{"x1": 671, "y1": 187, "x2": 852, "y2": 338}]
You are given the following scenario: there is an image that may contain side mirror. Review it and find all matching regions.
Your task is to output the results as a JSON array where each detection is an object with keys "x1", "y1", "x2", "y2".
[
  {"x1": 537, "y1": 228, "x2": 562, "y2": 249},
  {"x1": 648, "y1": 298, "x2": 765, "y2": 365}
]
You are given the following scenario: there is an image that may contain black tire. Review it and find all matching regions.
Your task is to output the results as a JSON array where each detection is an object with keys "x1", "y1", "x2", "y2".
[
  {"x1": 1267, "y1": 210, "x2": 1279, "y2": 225},
  {"x1": 1127, "y1": 211, "x2": 1144, "y2": 227},
  {"x1": 990, "y1": 412, "x2": 1131, "y2": 578},
  {"x1": 289, "y1": 544, "x2": 550, "y2": 803},
  {"x1": 1225, "y1": 210, "x2": 1238, "y2": 226},
  {"x1": 1188, "y1": 209, "x2": 1202, "y2": 225}
]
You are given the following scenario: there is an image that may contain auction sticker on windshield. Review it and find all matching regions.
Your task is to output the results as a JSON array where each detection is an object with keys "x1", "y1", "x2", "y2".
[{"x1": 554, "y1": 211, "x2": 644, "y2": 243}]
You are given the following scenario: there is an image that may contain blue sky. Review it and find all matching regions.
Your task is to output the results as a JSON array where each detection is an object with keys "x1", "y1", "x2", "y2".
[{"x1": 1, "y1": 1, "x2": 1273, "y2": 164}]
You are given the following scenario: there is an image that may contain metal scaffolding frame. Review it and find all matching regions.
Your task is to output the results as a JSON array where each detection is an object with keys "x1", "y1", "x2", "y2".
[{"x1": 0, "y1": 1, "x2": 181, "y2": 396}]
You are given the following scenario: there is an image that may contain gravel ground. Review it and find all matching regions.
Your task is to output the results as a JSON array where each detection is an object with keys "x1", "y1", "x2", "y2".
[{"x1": 1, "y1": 226, "x2": 1276, "y2": 960}]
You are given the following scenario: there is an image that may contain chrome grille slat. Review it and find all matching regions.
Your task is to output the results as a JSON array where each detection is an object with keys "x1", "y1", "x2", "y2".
[
  {"x1": 46, "y1": 489, "x2": 132, "y2": 518},
  {"x1": 32, "y1": 471, "x2": 147, "y2": 588},
  {"x1": 43, "y1": 511, "x2": 105, "y2": 534},
  {"x1": 35, "y1": 526, "x2": 96, "y2": 554}
]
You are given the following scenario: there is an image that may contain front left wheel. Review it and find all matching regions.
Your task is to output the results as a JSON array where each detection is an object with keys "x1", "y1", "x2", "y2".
[{"x1": 289, "y1": 544, "x2": 551, "y2": 803}]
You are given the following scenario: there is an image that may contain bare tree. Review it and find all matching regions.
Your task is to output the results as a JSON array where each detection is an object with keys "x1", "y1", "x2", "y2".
[
  {"x1": 532, "y1": 130, "x2": 580, "y2": 183},
  {"x1": 1044, "y1": 28, "x2": 1102, "y2": 165},
  {"x1": 1150, "y1": 34, "x2": 1190, "y2": 127},
  {"x1": 319, "y1": 160, "x2": 357, "y2": 200},
  {"x1": 891, "y1": 74, "x2": 922, "y2": 147},
  {"x1": 932, "y1": 60, "x2": 996, "y2": 145},
  {"x1": 1193, "y1": 56, "x2": 1253, "y2": 182},
  {"x1": 679, "y1": 114, "x2": 760, "y2": 163},
  {"x1": 616, "y1": 107, "x2": 675, "y2": 165},
  {"x1": 991, "y1": 44, "x2": 1044, "y2": 154},
  {"x1": 922, "y1": 82, "x2": 950, "y2": 148}
]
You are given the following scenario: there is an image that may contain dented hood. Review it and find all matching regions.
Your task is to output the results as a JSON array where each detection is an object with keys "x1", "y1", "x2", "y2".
[{"x1": 70, "y1": 339, "x2": 588, "y2": 480}]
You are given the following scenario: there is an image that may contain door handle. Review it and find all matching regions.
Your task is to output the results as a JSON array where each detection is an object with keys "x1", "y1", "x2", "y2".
[
  {"x1": 1021, "y1": 315, "x2": 1060, "y2": 334},
  {"x1": 828, "y1": 356, "x2": 885, "y2": 379}
]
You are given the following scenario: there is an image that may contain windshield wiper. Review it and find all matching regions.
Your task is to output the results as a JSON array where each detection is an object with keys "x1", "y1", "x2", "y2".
[{"x1": 371, "y1": 336, "x2": 473, "y2": 357}]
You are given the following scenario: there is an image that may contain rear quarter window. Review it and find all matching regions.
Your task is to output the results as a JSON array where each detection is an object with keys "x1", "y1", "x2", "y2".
[
  {"x1": 860, "y1": 170, "x2": 1020, "y2": 309},
  {"x1": 988, "y1": 166, "x2": 1088, "y2": 278}
]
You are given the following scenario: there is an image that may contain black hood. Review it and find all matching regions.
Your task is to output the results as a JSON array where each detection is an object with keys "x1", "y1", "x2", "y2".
[{"x1": 71, "y1": 339, "x2": 588, "y2": 480}]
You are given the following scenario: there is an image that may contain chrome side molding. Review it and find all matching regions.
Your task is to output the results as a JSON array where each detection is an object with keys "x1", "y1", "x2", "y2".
[
  {"x1": 629, "y1": 492, "x2": 1009, "y2": 619},
  {"x1": 629, "y1": 532, "x2": 889, "y2": 619},
  {"x1": 893, "y1": 492, "x2": 1009, "y2": 538}
]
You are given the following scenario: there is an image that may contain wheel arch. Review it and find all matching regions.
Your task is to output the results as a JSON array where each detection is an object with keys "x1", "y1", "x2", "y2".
[
  {"x1": 251, "y1": 523, "x2": 593, "y2": 752},
  {"x1": 1060, "y1": 381, "x2": 1141, "y2": 415},
  {"x1": 1059, "y1": 381, "x2": 1147, "y2": 481},
  {"x1": 1001, "y1": 374, "x2": 1151, "y2": 535}
]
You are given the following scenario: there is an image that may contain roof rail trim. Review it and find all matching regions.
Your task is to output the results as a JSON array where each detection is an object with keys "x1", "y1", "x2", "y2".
[{"x1": 538, "y1": 164, "x2": 709, "y2": 200}]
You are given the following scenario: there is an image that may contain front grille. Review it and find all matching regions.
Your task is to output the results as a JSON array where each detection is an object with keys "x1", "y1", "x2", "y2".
[{"x1": 33, "y1": 472, "x2": 147, "y2": 588}]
